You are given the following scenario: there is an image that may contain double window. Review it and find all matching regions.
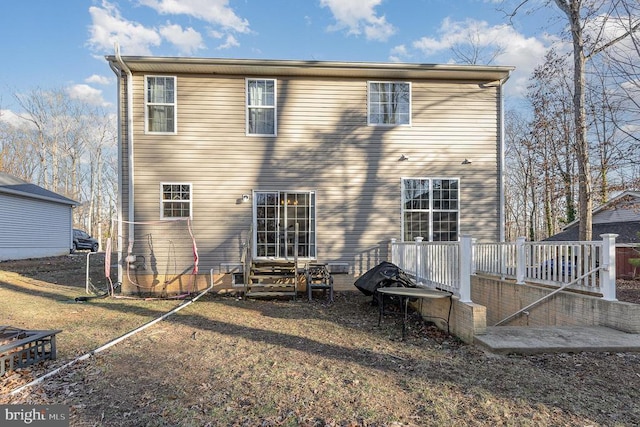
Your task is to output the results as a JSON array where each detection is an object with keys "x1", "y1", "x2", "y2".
[
  {"x1": 161, "y1": 183, "x2": 192, "y2": 219},
  {"x1": 402, "y1": 178, "x2": 459, "y2": 242},
  {"x1": 146, "y1": 76, "x2": 176, "y2": 133},
  {"x1": 246, "y1": 79, "x2": 277, "y2": 136},
  {"x1": 368, "y1": 81, "x2": 411, "y2": 126}
]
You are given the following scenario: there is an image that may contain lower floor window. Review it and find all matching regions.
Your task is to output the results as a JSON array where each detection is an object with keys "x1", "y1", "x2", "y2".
[
  {"x1": 402, "y1": 178, "x2": 459, "y2": 241},
  {"x1": 161, "y1": 183, "x2": 192, "y2": 218}
]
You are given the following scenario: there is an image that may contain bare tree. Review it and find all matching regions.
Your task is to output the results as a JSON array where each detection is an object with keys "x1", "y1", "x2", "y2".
[
  {"x1": 505, "y1": 0, "x2": 640, "y2": 240},
  {"x1": 586, "y1": 63, "x2": 636, "y2": 203},
  {"x1": 450, "y1": 25, "x2": 506, "y2": 65},
  {"x1": 2, "y1": 87, "x2": 117, "y2": 237},
  {"x1": 505, "y1": 110, "x2": 539, "y2": 240},
  {"x1": 528, "y1": 49, "x2": 578, "y2": 234}
]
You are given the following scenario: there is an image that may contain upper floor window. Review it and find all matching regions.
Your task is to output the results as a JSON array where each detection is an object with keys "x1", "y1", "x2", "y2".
[
  {"x1": 368, "y1": 81, "x2": 411, "y2": 126},
  {"x1": 247, "y1": 79, "x2": 276, "y2": 136},
  {"x1": 146, "y1": 76, "x2": 176, "y2": 133},
  {"x1": 402, "y1": 178, "x2": 459, "y2": 242},
  {"x1": 161, "y1": 183, "x2": 191, "y2": 219}
]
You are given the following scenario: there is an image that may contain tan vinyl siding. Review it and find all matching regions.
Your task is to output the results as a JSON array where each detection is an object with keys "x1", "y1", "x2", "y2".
[{"x1": 120, "y1": 71, "x2": 502, "y2": 285}]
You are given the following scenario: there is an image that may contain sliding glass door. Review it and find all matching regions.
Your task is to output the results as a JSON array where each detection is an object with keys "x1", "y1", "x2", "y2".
[{"x1": 254, "y1": 191, "x2": 316, "y2": 259}]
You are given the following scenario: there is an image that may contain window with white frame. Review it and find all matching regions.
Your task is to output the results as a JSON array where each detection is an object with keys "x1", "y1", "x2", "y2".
[
  {"x1": 161, "y1": 183, "x2": 192, "y2": 219},
  {"x1": 402, "y1": 178, "x2": 459, "y2": 241},
  {"x1": 246, "y1": 79, "x2": 276, "y2": 135},
  {"x1": 146, "y1": 76, "x2": 176, "y2": 133},
  {"x1": 368, "y1": 81, "x2": 411, "y2": 126}
]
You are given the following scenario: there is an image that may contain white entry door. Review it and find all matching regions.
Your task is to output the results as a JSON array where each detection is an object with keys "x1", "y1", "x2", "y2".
[{"x1": 253, "y1": 191, "x2": 316, "y2": 259}]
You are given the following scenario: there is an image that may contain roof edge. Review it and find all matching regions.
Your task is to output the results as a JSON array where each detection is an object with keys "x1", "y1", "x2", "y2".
[
  {"x1": 105, "y1": 55, "x2": 514, "y2": 80},
  {"x1": 0, "y1": 187, "x2": 78, "y2": 206},
  {"x1": 562, "y1": 190, "x2": 640, "y2": 230}
]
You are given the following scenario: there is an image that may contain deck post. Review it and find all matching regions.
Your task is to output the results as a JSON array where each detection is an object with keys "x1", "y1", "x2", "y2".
[
  {"x1": 390, "y1": 238, "x2": 397, "y2": 265},
  {"x1": 516, "y1": 236, "x2": 526, "y2": 284},
  {"x1": 600, "y1": 233, "x2": 618, "y2": 301},
  {"x1": 471, "y1": 238, "x2": 477, "y2": 275},
  {"x1": 294, "y1": 223, "x2": 299, "y2": 300},
  {"x1": 459, "y1": 235, "x2": 472, "y2": 303},
  {"x1": 414, "y1": 237, "x2": 423, "y2": 284}
]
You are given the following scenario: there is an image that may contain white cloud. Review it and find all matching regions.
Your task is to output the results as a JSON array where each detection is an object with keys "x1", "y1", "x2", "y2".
[
  {"x1": 67, "y1": 84, "x2": 110, "y2": 107},
  {"x1": 410, "y1": 18, "x2": 554, "y2": 97},
  {"x1": 88, "y1": 0, "x2": 161, "y2": 55},
  {"x1": 85, "y1": 74, "x2": 111, "y2": 85},
  {"x1": 208, "y1": 29, "x2": 224, "y2": 39},
  {"x1": 320, "y1": 0, "x2": 395, "y2": 42},
  {"x1": 160, "y1": 23, "x2": 205, "y2": 54},
  {"x1": 137, "y1": 0, "x2": 250, "y2": 33},
  {"x1": 217, "y1": 34, "x2": 239, "y2": 50},
  {"x1": 389, "y1": 44, "x2": 410, "y2": 62},
  {"x1": 0, "y1": 109, "x2": 28, "y2": 128}
]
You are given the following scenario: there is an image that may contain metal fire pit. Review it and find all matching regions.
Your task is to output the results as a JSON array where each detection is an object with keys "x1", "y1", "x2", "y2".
[{"x1": 0, "y1": 326, "x2": 61, "y2": 376}]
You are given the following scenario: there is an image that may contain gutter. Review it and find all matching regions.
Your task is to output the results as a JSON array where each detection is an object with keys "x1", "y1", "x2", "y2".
[{"x1": 109, "y1": 44, "x2": 135, "y2": 283}]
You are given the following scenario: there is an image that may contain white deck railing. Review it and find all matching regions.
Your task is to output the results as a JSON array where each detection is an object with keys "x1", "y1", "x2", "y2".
[
  {"x1": 390, "y1": 234, "x2": 618, "y2": 303},
  {"x1": 391, "y1": 235, "x2": 473, "y2": 302}
]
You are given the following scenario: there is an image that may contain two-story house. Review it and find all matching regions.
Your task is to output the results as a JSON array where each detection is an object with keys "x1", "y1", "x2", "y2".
[{"x1": 106, "y1": 54, "x2": 513, "y2": 295}]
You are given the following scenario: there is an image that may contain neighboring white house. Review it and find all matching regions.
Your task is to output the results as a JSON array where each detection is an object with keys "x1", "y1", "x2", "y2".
[{"x1": 0, "y1": 172, "x2": 77, "y2": 261}]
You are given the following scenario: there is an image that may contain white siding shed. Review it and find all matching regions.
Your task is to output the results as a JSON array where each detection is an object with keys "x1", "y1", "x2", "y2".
[{"x1": 0, "y1": 172, "x2": 77, "y2": 261}]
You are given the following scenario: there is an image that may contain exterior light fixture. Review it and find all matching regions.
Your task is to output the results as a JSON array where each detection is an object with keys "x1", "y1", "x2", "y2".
[
  {"x1": 462, "y1": 159, "x2": 472, "y2": 165},
  {"x1": 399, "y1": 154, "x2": 409, "y2": 161}
]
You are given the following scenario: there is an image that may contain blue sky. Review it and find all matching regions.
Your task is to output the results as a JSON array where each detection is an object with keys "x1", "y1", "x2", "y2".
[{"x1": 0, "y1": 0, "x2": 562, "y2": 117}]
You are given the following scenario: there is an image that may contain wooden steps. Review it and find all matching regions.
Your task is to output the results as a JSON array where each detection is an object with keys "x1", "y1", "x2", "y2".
[
  {"x1": 243, "y1": 261, "x2": 334, "y2": 302},
  {"x1": 245, "y1": 261, "x2": 301, "y2": 300}
]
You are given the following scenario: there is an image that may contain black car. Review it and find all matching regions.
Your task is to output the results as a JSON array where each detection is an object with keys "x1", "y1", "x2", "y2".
[{"x1": 73, "y1": 229, "x2": 99, "y2": 252}]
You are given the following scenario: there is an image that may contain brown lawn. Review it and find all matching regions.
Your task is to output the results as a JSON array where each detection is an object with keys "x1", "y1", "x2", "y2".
[{"x1": 1, "y1": 254, "x2": 639, "y2": 426}]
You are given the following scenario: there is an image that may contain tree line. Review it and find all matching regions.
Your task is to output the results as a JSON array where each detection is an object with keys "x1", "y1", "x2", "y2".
[
  {"x1": 0, "y1": 88, "x2": 117, "y2": 242},
  {"x1": 503, "y1": 0, "x2": 639, "y2": 241}
]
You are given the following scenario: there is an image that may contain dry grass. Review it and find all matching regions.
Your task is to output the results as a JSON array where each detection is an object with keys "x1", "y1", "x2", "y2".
[{"x1": 1, "y1": 255, "x2": 640, "y2": 426}]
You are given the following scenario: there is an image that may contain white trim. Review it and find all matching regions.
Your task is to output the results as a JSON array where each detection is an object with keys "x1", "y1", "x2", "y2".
[
  {"x1": 367, "y1": 80, "x2": 412, "y2": 127},
  {"x1": 245, "y1": 78, "x2": 277, "y2": 136},
  {"x1": 160, "y1": 182, "x2": 192, "y2": 219},
  {"x1": 145, "y1": 75, "x2": 177, "y2": 135},
  {"x1": 400, "y1": 177, "x2": 460, "y2": 242}
]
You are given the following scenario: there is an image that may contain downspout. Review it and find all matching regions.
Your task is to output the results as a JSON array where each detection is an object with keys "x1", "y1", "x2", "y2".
[
  {"x1": 498, "y1": 72, "x2": 511, "y2": 243},
  {"x1": 480, "y1": 71, "x2": 512, "y2": 243},
  {"x1": 108, "y1": 57, "x2": 123, "y2": 284},
  {"x1": 112, "y1": 44, "x2": 135, "y2": 283},
  {"x1": 499, "y1": 79, "x2": 505, "y2": 243}
]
